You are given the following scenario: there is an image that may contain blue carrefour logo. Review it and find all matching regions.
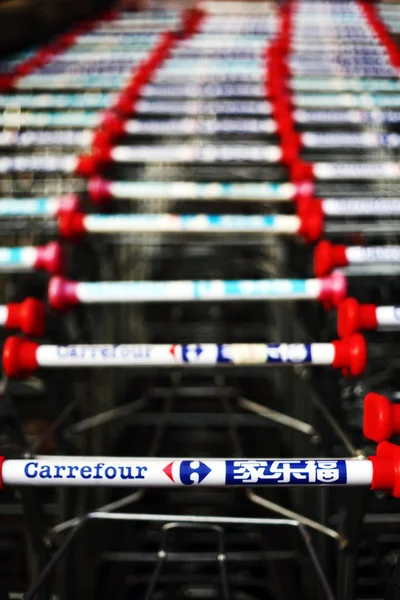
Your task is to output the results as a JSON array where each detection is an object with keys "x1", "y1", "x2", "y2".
[
  {"x1": 163, "y1": 460, "x2": 211, "y2": 485},
  {"x1": 180, "y1": 460, "x2": 211, "y2": 485}
]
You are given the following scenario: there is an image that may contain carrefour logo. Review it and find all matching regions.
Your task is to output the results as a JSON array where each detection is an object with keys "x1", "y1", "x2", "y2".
[{"x1": 163, "y1": 460, "x2": 211, "y2": 485}]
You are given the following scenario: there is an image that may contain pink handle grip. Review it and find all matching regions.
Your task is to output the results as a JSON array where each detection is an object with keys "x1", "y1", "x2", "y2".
[
  {"x1": 318, "y1": 272, "x2": 348, "y2": 310},
  {"x1": 48, "y1": 276, "x2": 79, "y2": 311},
  {"x1": 5, "y1": 298, "x2": 45, "y2": 337},
  {"x1": 337, "y1": 298, "x2": 378, "y2": 337},
  {"x1": 364, "y1": 393, "x2": 400, "y2": 443},
  {"x1": 46, "y1": 273, "x2": 347, "y2": 312},
  {"x1": 87, "y1": 177, "x2": 113, "y2": 205},
  {"x1": 57, "y1": 193, "x2": 81, "y2": 215},
  {"x1": 34, "y1": 242, "x2": 66, "y2": 275}
]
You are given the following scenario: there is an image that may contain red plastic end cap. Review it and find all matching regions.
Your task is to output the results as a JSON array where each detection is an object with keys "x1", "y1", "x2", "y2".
[
  {"x1": 370, "y1": 441, "x2": 400, "y2": 498},
  {"x1": 180, "y1": 8, "x2": 205, "y2": 35},
  {"x1": 274, "y1": 94, "x2": 292, "y2": 110},
  {"x1": 364, "y1": 393, "x2": 397, "y2": 443},
  {"x1": 126, "y1": 78, "x2": 143, "y2": 98},
  {"x1": 58, "y1": 212, "x2": 86, "y2": 240},
  {"x1": 318, "y1": 272, "x2": 348, "y2": 310},
  {"x1": 280, "y1": 131, "x2": 301, "y2": 165},
  {"x1": 266, "y1": 77, "x2": 286, "y2": 98},
  {"x1": 95, "y1": 145, "x2": 113, "y2": 167},
  {"x1": 99, "y1": 112, "x2": 126, "y2": 138},
  {"x1": 276, "y1": 114, "x2": 295, "y2": 138},
  {"x1": 269, "y1": 59, "x2": 290, "y2": 78},
  {"x1": 74, "y1": 154, "x2": 99, "y2": 178},
  {"x1": 337, "y1": 298, "x2": 378, "y2": 338},
  {"x1": 272, "y1": 98, "x2": 292, "y2": 121},
  {"x1": 296, "y1": 197, "x2": 322, "y2": 215},
  {"x1": 297, "y1": 204, "x2": 324, "y2": 243},
  {"x1": 332, "y1": 333, "x2": 367, "y2": 377},
  {"x1": 75, "y1": 147, "x2": 112, "y2": 177},
  {"x1": 159, "y1": 31, "x2": 176, "y2": 46},
  {"x1": 32, "y1": 49, "x2": 54, "y2": 68},
  {"x1": 0, "y1": 74, "x2": 16, "y2": 92},
  {"x1": 278, "y1": 33, "x2": 290, "y2": 51},
  {"x1": 129, "y1": 67, "x2": 150, "y2": 89},
  {"x1": 294, "y1": 181, "x2": 315, "y2": 201},
  {"x1": 34, "y1": 241, "x2": 65, "y2": 275},
  {"x1": 2, "y1": 336, "x2": 39, "y2": 379},
  {"x1": 144, "y1": 54, "x2": 160, "y2": 74},
  {"x1": 91, "y1": 130, "x2": 114, "y2": 152},
  {"x1": 151, "y1": 46, "x2": 169, "y2": 65},
  {"x1": 56, "y1": 33, "x2": 77, "y2": 49},
  {"x1": 375, "y1": 28, "x2": 390, "y2": 44},
  {"x1": 15, "y1": 60, "x2": 36, "y2": 77},
  {"x1": 57, "y1": 193, "x2": 80, "y2": 215},
  {"x1": 113, "y1": 94, "x2": 133, "y2": 116},
  {"x1": 267, "y1": 45, "x2": 282, "y2": 59},
  {"x1": 290, "y1": 159, "x2": 315, "y2": 184},
  {"x1": 0, "y1": 456, "x2": 5, "y2": 490},
  {"x1": 139, "y1": 63, "x2": 154, "y2": 84},
  {"x1": 48, "y1": 276, "x2": 79, "y2": 311},
  {"x1": 5, "y1": 298, "x2": 46, "y2": 337},
  {"x1": 87, "y1": 177, "x2": 112, "y2": 206},
  {"x1": 388, "y1": 46, "x2": 400, "y2": 68},
  {"x1": 313, "y1": 240, "x2": 348, "y2": 277}
]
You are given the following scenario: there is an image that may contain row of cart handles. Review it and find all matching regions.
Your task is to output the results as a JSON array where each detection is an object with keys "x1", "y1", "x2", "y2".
[{"x1": 2, "y1": 2, "x2": 400, "y2": 507}]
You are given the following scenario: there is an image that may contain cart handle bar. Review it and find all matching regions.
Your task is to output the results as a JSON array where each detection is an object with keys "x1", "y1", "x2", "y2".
[
  {"x1": 0, "y1": 447, "x2": 398, "y2": 496},
  {"x1": 2, "y1": 335, "x2": 367, "y2": 379}
]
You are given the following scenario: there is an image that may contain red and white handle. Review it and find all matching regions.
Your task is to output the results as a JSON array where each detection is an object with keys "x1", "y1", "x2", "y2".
[
  {"x1": 314, "y1": 240, "x2": 400, "y2": 276},
  {"x1": 298, "y1": 197, "x2": 400, "y2": 218},
  {"x1": 47, "y1": 272, "x2": 347, "y2": 312},
  {"x1": 87, "y1": 177, "x2": 302, "y2": 206},
  {"x1": 0, "y1": 242, "x2": 65, "y2": 275},
  {"x1": 0, "y1": 456, "x2": 374, "y2": 489},
  {"x1": 57, "y1": 209, "x2": 324, "y2": 243},
  {"x1": 0, "y1": 446, "x2": 398, "y2": 496},
  {"x1": 0, "y1": 194, "x2": 79, "y2": 218},
  {"x1": 2, "y1": 335, "x2": 367, "y2": 380},
  {"x1": 337, "y1": 298, "x2": 400, "y2": 337}
]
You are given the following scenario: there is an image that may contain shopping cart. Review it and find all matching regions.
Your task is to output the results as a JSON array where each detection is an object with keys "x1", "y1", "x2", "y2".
[{"x1": 2, "y1": 1, "x2": 400, "y2": 599}]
